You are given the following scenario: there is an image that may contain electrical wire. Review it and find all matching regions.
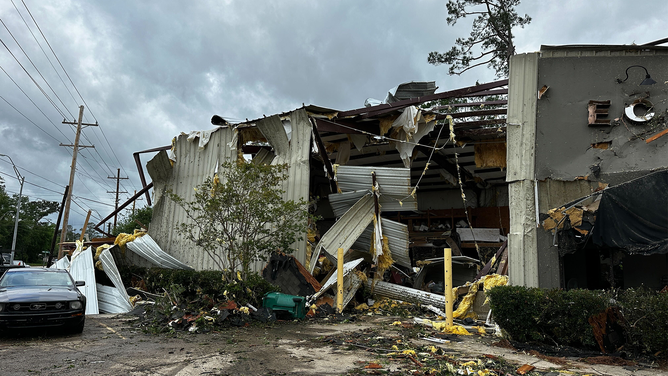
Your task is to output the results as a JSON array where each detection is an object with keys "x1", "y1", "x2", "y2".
[
  {"x1": 9, "y1": 0, "x2": 80, "y2": 115},
  {"x1": 20, "y1": 0, "x2": 98, "y2": 123},
  {"x1": 0, "y1": 37, "x2": 68, "y2": 119},
  {"x1": 0, "y1": 18, "x2": 75, "y2": 120},
  {"x1": 0, "y1": 93, "x2": 63, "y2": 143}
]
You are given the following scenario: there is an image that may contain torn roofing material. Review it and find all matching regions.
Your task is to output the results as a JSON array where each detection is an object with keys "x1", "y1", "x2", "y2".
[
  {"x1": 69, "y1": 247, "x2": 99, "y2": 315},
  {"x1": 96, "y1": 284, "x2": 132, "y2": 314},
  {"x1": 98, "y1": 248, "x2": 133, "y2": 313},
  {"x1": 309, "y1": 193, "x2": 375, "y2": 273},
  {"x1": 353, "y1": 218, "x2": 411, "y2": 268},
  {"x1": 125, "y1": 234, "x2": 193, "y2": 270},
  {"x1": 336, "y1": 165, "x2": 412, "y2": 197},
  {"x1": 366, "y1": 279, "x2": 445, "y2": 308},
  {"x1": 328, "y1": 190, "x2": 417, "y2": 217}
]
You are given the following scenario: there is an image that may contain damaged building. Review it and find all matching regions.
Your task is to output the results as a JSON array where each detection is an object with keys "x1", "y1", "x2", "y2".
[
  {"x1": 114, "y1": 80, "x2": 511, "y2": 302},
  {"x1": 507, "y1": 44, "x2": 668, "y2": 290}
]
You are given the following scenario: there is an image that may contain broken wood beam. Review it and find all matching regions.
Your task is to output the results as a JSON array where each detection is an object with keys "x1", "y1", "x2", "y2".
[{"x1": 645, "y1": 128, "x2": 668, "y2": 143}]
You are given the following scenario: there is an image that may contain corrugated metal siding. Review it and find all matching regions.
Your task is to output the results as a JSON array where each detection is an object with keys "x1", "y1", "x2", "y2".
[
  {"x1": 96, "y1": 284, "x2": 132, "y2": 314},
  {"x1": 329, "y1": 190, "x2": 417, "y2": 217},
  {"x1": 256, "y1": 109, "x2": 311, "y2": 266},
  {"x1": 336, "y1": 166, "x2": 412, "y2": 196},
  {"x1": 283, "y1": 109, "x2": 311, "y2": 266},
  {"x1": 507, "y1": 53, "x2": 539, "y2": 287},
  {"x1": 99, "y1": 248, "x2": 132, "y2": 310},
  {"x1": 353, "y1": 218, "x2": 411, "y2": 268},
  {"x1": 148, "y1": 127, "x2": 238, "y2": 271},
  {"x1": 126, "y1": 234, "x2": 193, "y2": 270},
  {"x1": 69, "y1": 247, "x2": 99, "y2": 315},
  {"x1": 309, "y1": 193, "x2": 375, "y2": 273}
]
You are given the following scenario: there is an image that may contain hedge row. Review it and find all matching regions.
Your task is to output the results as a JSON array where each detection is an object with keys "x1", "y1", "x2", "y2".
[
  {"x1": 487, "y1": 286, "x2": 668, "y2": 358},
  {"x1": 118, "y1": 265, "x2": 279, "y2": 307}
]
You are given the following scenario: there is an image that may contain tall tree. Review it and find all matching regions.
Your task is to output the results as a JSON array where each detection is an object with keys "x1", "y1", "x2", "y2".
[{"x1": 428, "y1": 0, "x2": 531, "y2": 77}]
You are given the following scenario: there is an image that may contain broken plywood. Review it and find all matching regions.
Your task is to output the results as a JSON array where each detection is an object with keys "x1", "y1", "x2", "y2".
[{"x1": 474, "y1": 140, "x2": 507, "y2": 168}]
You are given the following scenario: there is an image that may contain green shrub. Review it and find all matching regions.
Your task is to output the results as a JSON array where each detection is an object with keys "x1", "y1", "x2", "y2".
[
  {"x1": 488, "y1": 286, "x2": 668, "y2": 359},
  {"x1": 487, "y1": 285, "x2": 544, "y2": 342},
  {"x1": 118, "y1": 265, "x2": 279, "y2": 307},
  {"x1": 540, "y1": 289, "x2": 610, "y2": 348},
  {"x1": 617, "y1": 288, "x2": 668, "y2": 357}
]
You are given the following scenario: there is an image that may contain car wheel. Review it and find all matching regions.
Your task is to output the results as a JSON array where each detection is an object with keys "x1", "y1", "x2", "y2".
[{"x1": 69, "y1": 318, "x2": 85, "y2": 334}]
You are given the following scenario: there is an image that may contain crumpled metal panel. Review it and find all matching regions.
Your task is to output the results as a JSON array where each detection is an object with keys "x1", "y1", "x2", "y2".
[
  {"x1": 336, "y1": 166, "x2": 412, "y2": 196},
  {"x1": 353, "y1": 218, "x2": 411, "y2": 268},
  {"x1": 258, "y1": 109, "x2": 312, "y2": 266},
  {"x1": 147, "y1": 126, "x2": 239, "y2": 271},
  {"x1": 99, "y1": 248, "x2": 133, "y2": 313},
  {"x1": 69, "y1": 247, "x2": 99, "y2": 315},
  {"x1": 49, "y1": 256, "x2": 70, "y2": 270},
  {"x1": 314, "y1": 258, "x2": 364, "y2": 300},
  {"x1": 96, "y1": 284, "x2": 132, "y2": 314},
  {"x1": 366, "y1": 279, "x2": 445, "y2": 307},
  {"x1": 309, "y1": 194, "x2": 375, "y2": 273},
  {"x1": 329, "y1": 190, "x2": 416, "y2": 217},
  {"x1": 126, "y1": 235, "x2": 193, "y2": 270}
]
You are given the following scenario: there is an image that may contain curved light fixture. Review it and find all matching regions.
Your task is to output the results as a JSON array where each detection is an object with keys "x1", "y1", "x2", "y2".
[{"x1": 616, "y1": 65, "x2": 657, "y2": 85}]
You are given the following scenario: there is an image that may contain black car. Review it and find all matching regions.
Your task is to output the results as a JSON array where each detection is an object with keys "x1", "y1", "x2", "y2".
[{"x1": 0, "y1": 268, "x2": 86, "y2": 333}]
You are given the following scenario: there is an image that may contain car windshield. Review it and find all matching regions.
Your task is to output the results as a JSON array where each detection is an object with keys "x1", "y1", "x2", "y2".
[{"x1": 0, "y1": 272, "x2": 74, "y2": 288}]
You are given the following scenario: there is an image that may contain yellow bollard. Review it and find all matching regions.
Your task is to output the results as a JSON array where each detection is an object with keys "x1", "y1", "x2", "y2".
[
  {"x1": 337, "y1": 247, "x2": 344, "y2": 313},
  {"x1": 444, "y1": 247, "x2": 453, "y2": 326}
]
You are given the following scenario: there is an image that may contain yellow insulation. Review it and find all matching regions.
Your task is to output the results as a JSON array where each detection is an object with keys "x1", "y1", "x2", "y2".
[{"x1": 114, "y1": 229, "x2": 147, "y2": 250}]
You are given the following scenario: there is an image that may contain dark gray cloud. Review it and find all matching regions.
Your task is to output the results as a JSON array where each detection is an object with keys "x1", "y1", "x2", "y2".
[{"x1": 0, "y1": 0, "x2": 666, "y2": 230}]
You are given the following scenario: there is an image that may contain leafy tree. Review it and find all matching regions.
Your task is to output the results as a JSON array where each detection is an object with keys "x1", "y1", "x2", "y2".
[
  {"x1": 169, "y1": 161, "x2": 311, "y2": 280},
  {"x1": 428, "y1": 0, "x2": 531, "y2": 77},
  {"x1": 112, "y1": 206, "x2": 152, "y2": 236},
  {"x1": 0, "y1": 183, "x2": 60, "y2": 262}
]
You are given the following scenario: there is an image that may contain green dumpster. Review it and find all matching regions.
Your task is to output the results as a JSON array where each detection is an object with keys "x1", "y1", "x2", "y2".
[{"x1": 262, "y1": 292, "x2": 306, "y2": 319}]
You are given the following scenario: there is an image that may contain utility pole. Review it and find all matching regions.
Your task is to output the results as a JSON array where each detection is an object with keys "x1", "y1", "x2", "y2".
[
  {"x1": 0, "y1": 154, "x2": 24, "y2": 265},
  {"x1": 107, "y1": 168, "x2": 128, "y2": 232},
  {"x1": 58, "y1": 105, "x2": 97, "y2": 259},
  {"x1": 131, "y1": 190, "x2": 144, "y2": 218}
]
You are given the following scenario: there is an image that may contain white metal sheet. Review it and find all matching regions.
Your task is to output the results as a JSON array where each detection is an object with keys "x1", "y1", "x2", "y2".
[
  {"x1": 69, "y1": 247, "x2": 99, "y2": 315},
  {"x1": 126, "y1": 235, "x2": 193, "y2": 270},
  {"x1": 314, "y1": 258, "x2": 364, "y2": 300},
  {"x1": 96, "y1": 284, "x2": 133, "y2": 314},
  {"x1": 335, "y1": 165, "x2": 412, "y2": 196},
  {"x1": 329, "y1": 190, "x2": 416, "y2": 217},
  {"x1": 49, "y1": 256, "x2": 70, "y2": 270},
  {"x1": 99, "y1": 248, "x2": 132, "y2": 312},
  {"x1": 309, "y1": 194, "x2": 374, "y2": 273},
  {"x1": 352, "y1": 218, "x2": 411, "y2": 268}
]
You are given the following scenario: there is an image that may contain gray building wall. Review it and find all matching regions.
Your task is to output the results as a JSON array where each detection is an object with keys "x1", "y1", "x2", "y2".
[{"x1": 508, "y1": 45, "x2": 668, "y2": 288}]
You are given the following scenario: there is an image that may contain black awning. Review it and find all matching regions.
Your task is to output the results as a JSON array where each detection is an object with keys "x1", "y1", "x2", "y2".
[{"x1": 591, "y1": 170, "x2": 668, "y2": 255}]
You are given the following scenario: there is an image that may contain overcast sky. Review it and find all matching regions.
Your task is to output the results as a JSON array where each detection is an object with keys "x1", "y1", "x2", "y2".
[{"x1": 0, "y1": 0, "x2": 666, "y2": 232}]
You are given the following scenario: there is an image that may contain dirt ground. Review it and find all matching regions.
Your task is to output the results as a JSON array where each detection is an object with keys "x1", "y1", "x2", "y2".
[{"x1": 0, "y1": 314, "x2": 666, "y2": 376}]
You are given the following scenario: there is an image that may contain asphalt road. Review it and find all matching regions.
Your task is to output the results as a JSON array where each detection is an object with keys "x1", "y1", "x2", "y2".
[
  {"x1": 0, "y1": 314, "x2": 666, "y2": 376},
  {"x1": 0, "y1": 314, "x2": 377, "y2": 376}
]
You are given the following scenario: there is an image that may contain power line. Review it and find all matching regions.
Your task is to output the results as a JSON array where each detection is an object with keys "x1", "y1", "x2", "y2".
[
  {"x1": 0, "y1": 18, "x2": 75, "y2": 119},
  {"x1": 0, "y1": 37, "x2": 68, "y2": 119},
  {"x1": 0, "y1": 93, "x2": 63, "y2": 143},
  {"x1": 9, "y1": 0, "x2": 80, "y2": 115},
  {"x1": 0, "y1": 169, "x2": 114, "y2": 208},
  {"x1": 20, "y1": 0, "x2": 99, "y2": 123},
  {"x1": 15, "y1": 1, "x2": 139, "y2": 192}
]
